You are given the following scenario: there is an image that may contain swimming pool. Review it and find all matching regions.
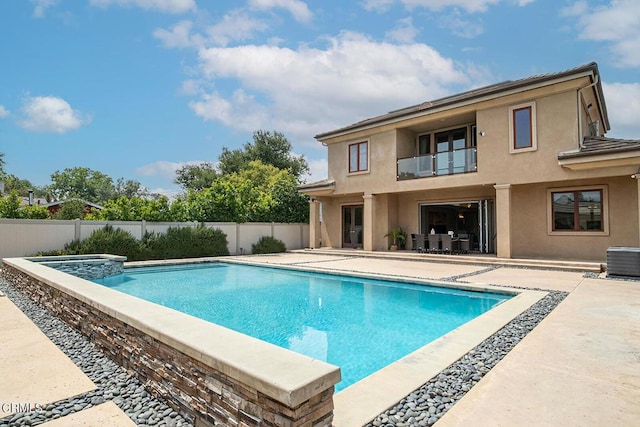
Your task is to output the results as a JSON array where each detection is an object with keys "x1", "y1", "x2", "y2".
[{"x1": 94, "y1": 262, "x2": 510, "y2": 391}]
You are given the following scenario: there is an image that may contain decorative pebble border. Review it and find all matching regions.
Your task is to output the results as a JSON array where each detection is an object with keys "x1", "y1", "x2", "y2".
[
  {"x1": 0, "y1": 277, "x2": 193, "y2": 427},
  {"x1": 0, "y1": 265, "x2": 571, "y2": 427},
  {"x1": 365, "y1": 289, "x2": 567, "y2": 427}
]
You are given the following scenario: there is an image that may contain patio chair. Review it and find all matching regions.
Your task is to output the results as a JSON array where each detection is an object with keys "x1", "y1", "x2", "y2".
[
  {"x1": 458, "y1": 233, "x2": 471, "y2": 254},
  {"x1": 440, "y1": 234, "x2": 452, "y2": 254},
  {"x1": 427, "y1": 234, "x2": 440, "y2": 253},
  {"x1": 414, "y1": 234, "x2": 426, "y2": 252}
]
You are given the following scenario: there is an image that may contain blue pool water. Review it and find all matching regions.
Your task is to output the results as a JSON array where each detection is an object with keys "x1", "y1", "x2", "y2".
[{"x1": 94, "y1": 263, "x2": 510, "y2": 391}]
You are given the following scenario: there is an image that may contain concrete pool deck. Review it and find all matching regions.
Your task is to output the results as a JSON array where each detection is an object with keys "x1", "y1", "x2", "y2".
[
  {"x1": 1, "y1": 251, "x2": 639, "y2": 426},
  {"x1": 0, "y1": 292, "x2": 134, "y2": 426}
]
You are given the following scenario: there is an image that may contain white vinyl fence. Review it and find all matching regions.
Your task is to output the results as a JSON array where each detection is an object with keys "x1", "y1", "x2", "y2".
[{"x1": 0, "y1": 219, "x2": 310, "y2": 260}]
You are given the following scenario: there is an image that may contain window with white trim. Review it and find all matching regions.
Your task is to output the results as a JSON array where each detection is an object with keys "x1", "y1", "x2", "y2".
[{"x1": 509, "y1": 101, "x2": 537, "y2": 153}]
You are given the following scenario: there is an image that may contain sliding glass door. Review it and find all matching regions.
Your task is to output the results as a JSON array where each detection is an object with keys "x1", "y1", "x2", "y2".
[{"x1": 418, "y1": 200, "x2": 495, "y2": 253}]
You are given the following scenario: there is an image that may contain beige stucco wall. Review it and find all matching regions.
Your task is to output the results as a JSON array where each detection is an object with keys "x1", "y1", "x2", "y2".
[
  {"x1": 324, "y1": 78, "x2": 600, "y2": 197},
  {"x1": 327, "y1": 130, "x2": 398, "y2": 194},
  {"x1": 317, "y1": 195, "x2": 362, "y2": 249},
  {"x1": 510, "y1": 177, "x2": 639, "y2": 261},
  {"x1": 310, "y1": 74, "x2": 638, "y2": 260}
]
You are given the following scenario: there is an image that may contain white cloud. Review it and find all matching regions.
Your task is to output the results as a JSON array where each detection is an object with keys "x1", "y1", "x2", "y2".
[
  {"x1": 305, "y1": 158, "x2": 328, "y2": 182},
  {"x1": 153, "y1": 20, "x2": 204, "y2": 48},
  {"x1": 440, "y1": 10, "x2": 484, "y2": 38},
  {"x1": 179, "y1": 79, "x2": 202, "y2": 95},
  {"x1": 362, "y1": 0, "x2": 501, "y2": 13},
  {"x1": 189, "y1": 32, "x2": 475, "y2": 141},
  {"x1": 248, "y1": 0, "x2": 313, "y2": 23},
  {"x1": 362, "y1": 0, "x2": 396, "y2": 13},
  {"x1": 136, "y1": 160, "x2": 200, "y2": 179},
  {"x1": 206, "y1": 10, "x2": 270, "y2": 46},
  {"x1": 603, "y1": 82, "x2": 640, "y2": 139},
  {"x1": 89, "y1": 0, "x2": 196, "y2": 14},
  {"x1": 154, "y1": 12, "x2": 269, "y2": 49},
  {"x1": 386, "y1": 17, "x2": 419, "y2": 43},
  {"x1": 19, "y1": 96, "x2": 90, "y2": 133},
  {"x1": 564, "y1": 0, "x2": 640, "y2": 68},
  {"x1": 148, "y1": 187, "x2": 182, "y2": 200},
  {"x1": 189, "y1": 89, "x2": 270, "y2": 132},
  {"x1": 0, "y1": 105, "x2": 9, "y2": 118},
  {"x1": 560, "y1": 0, "x2": 588, "y2": 17},
  {"x1": 31, "y1": 0, "x2": 57, "y2": 18}
]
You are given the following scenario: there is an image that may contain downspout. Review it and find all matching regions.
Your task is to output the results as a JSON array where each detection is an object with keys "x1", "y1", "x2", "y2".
[{"x1": 577, "y1": 74, "x2": 599, "y2": 148}]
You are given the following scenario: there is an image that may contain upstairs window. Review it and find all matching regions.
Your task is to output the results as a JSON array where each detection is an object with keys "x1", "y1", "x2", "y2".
[
  {"x1": 509, "y1": 101, "x2": 537, "y2": 153},
  {"x1": 349, "y1": 141, "x2": 368, "y2": 173}
]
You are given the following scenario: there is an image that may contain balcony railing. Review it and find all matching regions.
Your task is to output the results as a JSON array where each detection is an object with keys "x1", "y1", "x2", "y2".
[{"x1": 397, "y1": 147, "x2": 477, "y2": 180}]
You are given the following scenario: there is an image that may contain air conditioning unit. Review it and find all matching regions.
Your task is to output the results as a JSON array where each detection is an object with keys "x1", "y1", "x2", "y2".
[{"x1": 607, "y1": 247, "x2": 640, "y2": 277}]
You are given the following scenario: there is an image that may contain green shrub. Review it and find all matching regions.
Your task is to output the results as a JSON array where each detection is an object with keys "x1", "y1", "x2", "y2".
[
  {"x1": 79, "y1": 225, "x2": 145, "y2": 261},
  {"x1": 63, "y1": 239, "x2": 83, "y2": 255},
  {"x1": 142, "y1": 225, "x2": 229, "y2": 260},
  {"x1": 31, "y1": 249, "x2": 67, "y2": 256},
  {"x1": 31, "y1": 239, "x2": 81, "y2": 257},
  {"x1": 251, "y1": 236, "x2": 286, "y2": 254},
  {"x1": 30, "y1": 224, "x2": 229, "y2": 261}
]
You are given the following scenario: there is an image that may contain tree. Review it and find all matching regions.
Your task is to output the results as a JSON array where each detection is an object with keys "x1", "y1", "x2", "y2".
[
  {"x1": 174, "y1": 162, "x2": 218, "y2": 191},
  {"x1": 269, "y1": 174, "x2": 309, "y2": 223},
  {"x1": 21, "y1": 204, "x2": 50, "y2": 219},
  {"x1": 0, "y1": 152, "x2": 5, "y2": 179},
  {"x1": 89, "y1": 196, "x2": 173, "y2": 222},
  {"x1": 185, "y1": 178, "x2": 256, "y2": 222},
  {"x1": 54, "y1": 200, "x2": 88, "y2": 220},
  {"x1": 115, "y1": 178, "x2": 148, "y2": 199},
  {"x1": 182, "y1": 161, "x2": 308, "y2": 223},
  {"x1": 1, "y1": 174, "x2": 44, "y2": 197},
  {"x1": 217, "y1": 130, "x2": 309, "y2": 180},
  {"x1": 0, "y1": 191, "x2": 49, "y2": 219},
  {"x1": 47, "y1": 167, "x2": 116, "y2": 203},
  {"x1": 0, "y1": 191, "x2": 21, "y2": 218}
]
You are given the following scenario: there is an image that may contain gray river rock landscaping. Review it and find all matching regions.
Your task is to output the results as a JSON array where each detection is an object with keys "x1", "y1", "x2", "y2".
[
  {"x1": 0, "y1": 271, "x2": 568, "y2": 427},
  {"x1": 365, "y1": 289, "x2": 567, "y2": 427},
  {"x1": 0, "y1": 278, "x2": 192, "y2": 427}
]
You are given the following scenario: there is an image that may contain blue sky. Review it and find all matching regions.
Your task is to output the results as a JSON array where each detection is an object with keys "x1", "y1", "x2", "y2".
[{"x1": 1, "y1": 0, "x2": 639, "y2": 197}]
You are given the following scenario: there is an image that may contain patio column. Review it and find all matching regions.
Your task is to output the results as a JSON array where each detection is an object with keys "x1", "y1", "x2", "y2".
[
  {"x1": 494, "y1": 184, "x2": 513, "y2": 258},
  {"x1": 308, "y1": 198, "x2": 321, "y2": 248},
  {"x1": 363, "y1": 194, "x2": 375, "y2": 251}
]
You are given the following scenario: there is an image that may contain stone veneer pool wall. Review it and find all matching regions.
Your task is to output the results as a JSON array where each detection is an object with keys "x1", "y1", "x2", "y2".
[{"x1": 1, "y1": 258, "x2": 339, "y2": 427}]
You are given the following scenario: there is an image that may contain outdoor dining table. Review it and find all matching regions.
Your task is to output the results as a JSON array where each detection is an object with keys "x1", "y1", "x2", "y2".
[{"x1": 417, "y1": 234, "x2": 470, "y2": 253}]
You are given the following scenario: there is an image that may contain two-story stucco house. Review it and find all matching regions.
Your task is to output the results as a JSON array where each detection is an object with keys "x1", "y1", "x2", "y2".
[{"x1": 299, "y1": 62, "x2": 640, "y2": 261}]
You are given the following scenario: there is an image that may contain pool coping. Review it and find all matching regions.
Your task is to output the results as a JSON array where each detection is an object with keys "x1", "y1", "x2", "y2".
[{"x1": 1, "y1": 257, "x2": 341, "y2": 412}]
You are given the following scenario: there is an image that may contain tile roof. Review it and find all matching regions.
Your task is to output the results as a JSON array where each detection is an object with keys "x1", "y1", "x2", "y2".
[
  {"x1": 558, "y1": 136, "x2": 640, "y2": 159},
  {"x1": 297, "y1": 179, "x2": 335, "y2": 191},
  {"x1": 43, "y1": 198, "x2": 105, "y2": 209},
  {"x1": 316, "y1": 62, "x2": 608, "y2": 139}
]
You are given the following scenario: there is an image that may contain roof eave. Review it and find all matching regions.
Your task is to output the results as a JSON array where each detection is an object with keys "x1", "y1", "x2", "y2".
[
  {"x1": 316, "y1": 62, "x2": 601, "y2": 142},
  {"x1": 558, "y1": 151, "x2": 640, "y2": 170}
]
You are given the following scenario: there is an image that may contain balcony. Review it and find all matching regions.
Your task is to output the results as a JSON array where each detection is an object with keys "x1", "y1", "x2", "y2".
[{"x1": 397, "y1": 147, "x2": 477, "y2": 180}]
